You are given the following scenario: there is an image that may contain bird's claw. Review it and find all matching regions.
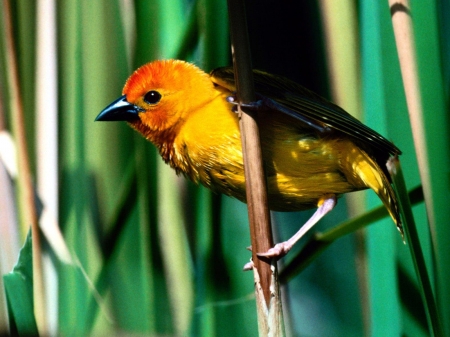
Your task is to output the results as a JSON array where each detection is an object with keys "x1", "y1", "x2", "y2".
[
  {"x1": 226, "y1": 95, "x2": 264, "y2": 113},
  {"x1": 243, "y1": 242, "x2": 291, "y2": 268},
  {"x1": 256, "y1": 242, "x2": 292, "y2": 259},
  {"x1": 243, "y1": 260, "x2": 254, "y2": 271}
]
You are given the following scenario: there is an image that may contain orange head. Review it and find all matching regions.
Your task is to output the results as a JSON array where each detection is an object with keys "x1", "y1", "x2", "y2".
[{"x1": 96, "y1": 60, "x2": 216, "y2": 148}]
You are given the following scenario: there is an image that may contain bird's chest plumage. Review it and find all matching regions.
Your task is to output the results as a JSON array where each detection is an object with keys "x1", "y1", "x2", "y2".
[{"x1": 171, "y1": 99, "x2": 246, "y2": 198}]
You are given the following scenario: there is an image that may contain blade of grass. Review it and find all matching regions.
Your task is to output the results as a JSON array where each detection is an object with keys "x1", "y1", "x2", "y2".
[
  {"x1": 83, "y1": 159, "x2": 138, "y2": 332},
  {"x1": 10, "y1": 1, "x2": 37, "y2": 169},
  {"x1": 3, "y1": 232, "x2": 38, "y2": 336},
  {"x1": 388, "y1": 1, "x2": 450, "y2": 334},
  {"x1": 197, "y1": 0, "x2": 229, "y2": 70},
  {"x1": 360, "y1": 2, "x2": 410, "y2": 334},
  {"x1": 173, "y1": 2, "x2": 198, "y2": 61},
  {"x1": 134, "y1": 1, "x2": 195, "y2": 334},
  {"x1": 35, "y1": 0, "x2": 58, "y2": 333},
  {"x1": 317, "y1": 5, "x2": 370, "y2": 330},
  {"x1": 36, "y1": 0, "x2": 57, "y2": 232},
  {"x1": 57, "y1": 0, "x2": 97, "y2": 332},
  {"x1": 318, "y1": 0, "x2": 364, "y2": 219},
  {"x1": 156, "y1": 160, "x2": 194, "y2": 335},
  {"x1": 0, "y1": 139, "x2": 21, "y2": 334},
  {"x1": 387, "y1": 157, "x2": 442, "y2": 337},
  {"x1": 193, "y1": 1, "x2": 230, "y2": 335},
  {"x1": 192, "y1": 186, "x2": 216, "y2": 337},
  {"x1": 0, "y1": 132, "x2": 21, "y2": 269}
]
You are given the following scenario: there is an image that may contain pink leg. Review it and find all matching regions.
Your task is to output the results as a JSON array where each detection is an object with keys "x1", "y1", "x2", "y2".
[{"x1": 258, "y1": 195, "x2": 337, "y2": 259}]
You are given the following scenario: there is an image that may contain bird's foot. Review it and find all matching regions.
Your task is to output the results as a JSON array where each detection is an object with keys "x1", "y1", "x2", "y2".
[
  {"x1": 226, "y1": 95, "x2": 264, "y2": 113},
  {"x1": 256, "y1": 242, "x2": 292, "y2": 259},
  {"x1": 243, "y1": 260, "x2": 254, "y2": 271},
  {"x1": 256, "y1": 195, "x2": 337, "y2": 260}
]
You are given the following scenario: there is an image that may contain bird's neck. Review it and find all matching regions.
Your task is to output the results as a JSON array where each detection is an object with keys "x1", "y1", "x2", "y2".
[{"x1": 129, "y1": 120, "x2": 178, "y2": 164}]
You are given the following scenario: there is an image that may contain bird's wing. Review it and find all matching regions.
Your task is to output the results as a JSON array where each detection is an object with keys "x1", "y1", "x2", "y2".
[{"x1": 210, "y1": 67, "x2": 401, "y2": 156}]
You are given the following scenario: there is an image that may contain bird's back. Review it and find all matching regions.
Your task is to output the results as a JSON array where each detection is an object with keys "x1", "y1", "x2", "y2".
[
  {"x1": 170, "y1": 67, "x2": 402, "y2": 233},
  {"x1": 174, "y1": 85, "x2": 395, "y2": 216}
]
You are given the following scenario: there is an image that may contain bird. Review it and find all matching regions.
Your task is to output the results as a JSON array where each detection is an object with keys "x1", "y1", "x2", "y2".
[{"x1": 96, "y1": 59, "x2": 402, "y2": 258}]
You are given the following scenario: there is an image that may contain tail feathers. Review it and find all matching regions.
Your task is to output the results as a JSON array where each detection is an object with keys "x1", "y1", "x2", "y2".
[
  {"x1": 349, "y1": 148, "x2": 403, "y2": 237},
  {"x1": 374, "y1": 171, "x2": 403, "y2": 237}
]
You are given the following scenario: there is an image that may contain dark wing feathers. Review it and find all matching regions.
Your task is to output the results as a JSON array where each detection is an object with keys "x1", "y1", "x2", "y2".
[{"x1": 210, "y1": 67, "x2": 401, "y2": 156}]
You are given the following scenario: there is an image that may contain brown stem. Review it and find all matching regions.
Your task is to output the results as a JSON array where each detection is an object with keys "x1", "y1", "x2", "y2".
[
  {"x1": 226, "y1": 0, "x2": 274, "y2": 307},
  {"x1": 2, "y1": 0, "x2": 46, "y2": 333}
]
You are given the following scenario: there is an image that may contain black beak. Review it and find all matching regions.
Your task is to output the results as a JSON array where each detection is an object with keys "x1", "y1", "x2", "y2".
[{"x1": 95, "y1": 95, "x2": 142, "y2": 122}]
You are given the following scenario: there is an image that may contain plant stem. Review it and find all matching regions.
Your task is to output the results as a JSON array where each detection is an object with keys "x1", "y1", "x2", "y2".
[
  {"x1": 226, "y1": 0, "x2": 273, "y2": 304},
  {"x1": 1, "y1": 0, "x2": 46, "y2": 334},
  {"x1": 387, "y1": 158, "x2": 443, "y2": 337},
  {"x1": 226, "y1": 0, "x2": 285, "y2": 335}
]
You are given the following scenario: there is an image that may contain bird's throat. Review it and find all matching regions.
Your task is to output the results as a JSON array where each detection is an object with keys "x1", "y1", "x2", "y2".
[{"x1": 128, "y1": 120, "x2": 177, "y2": 163}]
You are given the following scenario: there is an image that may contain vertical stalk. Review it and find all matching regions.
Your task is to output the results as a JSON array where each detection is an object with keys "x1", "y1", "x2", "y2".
[
  {"x1": 388, "y1": 1, "x2": 449, "y2": 333},
  {"x1": 226, "y1": 0, "x2": 284, "y2": 335},
  {"x1": 318, "y1": 0, "x2": 363, "y2": 216},
  {"x1": 35, "y1": 0, "x2": 58, "y2": 334},
  {"x1": 1, "y1": 0, "x2": 46, "y2": 334},
  {"x1": 387, "y1": 1, "x2": 428, "y2": 222},
  {"x1": 36, "y1": 0, "x2": 58, "y2": 233},
  {"x1": 387, "y1": 158, "x2": 442, "y2": 337},
  {"x1": 318, "y1": 2, "x2": 372, "y2": 334}
]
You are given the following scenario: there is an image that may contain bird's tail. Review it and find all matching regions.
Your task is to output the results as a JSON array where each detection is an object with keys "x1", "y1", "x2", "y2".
[
  {"x1": 375, "y1": 169, "x2": 403, "y2": 237},
  {"x1": 346, "y1": 146, "x2": 403, "y2": 237}
]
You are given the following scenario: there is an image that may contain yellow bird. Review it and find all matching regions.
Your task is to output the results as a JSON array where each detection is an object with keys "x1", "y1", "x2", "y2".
[{"x1": 96, "y1": 60, "x2": 402, "y2": 257}]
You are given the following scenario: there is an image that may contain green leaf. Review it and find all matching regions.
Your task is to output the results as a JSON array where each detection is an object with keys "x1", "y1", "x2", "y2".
[{"x1": 3, "y1": 232, "x2": 38, "y2": 336}]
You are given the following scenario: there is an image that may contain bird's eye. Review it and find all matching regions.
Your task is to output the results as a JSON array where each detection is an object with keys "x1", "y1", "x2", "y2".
[{"x1": 143, "y1": 90, "x2": 162, "y2": 104}]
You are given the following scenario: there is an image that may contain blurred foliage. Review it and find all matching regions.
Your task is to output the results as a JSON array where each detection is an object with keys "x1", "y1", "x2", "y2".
[{"x1": 0, "y1": 0, "x2": 448, "y2": 336}]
